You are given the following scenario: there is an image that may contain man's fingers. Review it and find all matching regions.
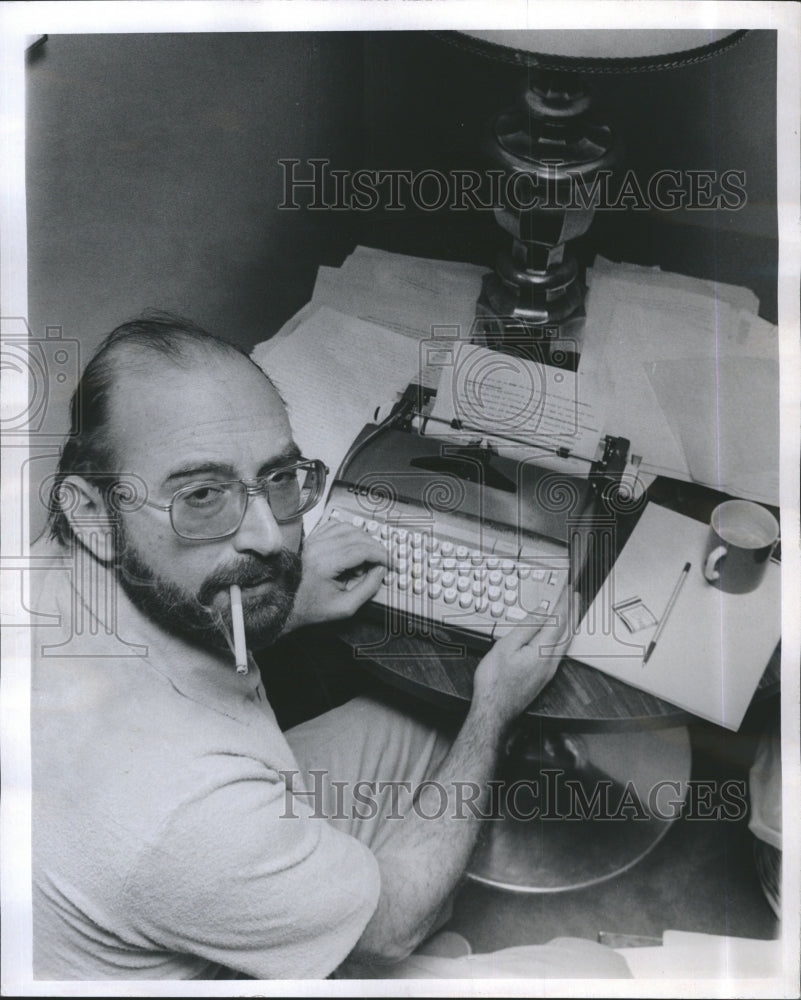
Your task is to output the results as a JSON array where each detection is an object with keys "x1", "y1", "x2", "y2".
[
  {"x1": 491, "y1": 585, "x2": 577, "y2": 651},
  {"x1": 536, "y1": 588, "x2": 578, "y2": 655},
  {"x1": 307, "y1": 517, "x2": 338, "y2": 538},
  {"x1": 332, "y1": 535, "x2": 391, "y2": 570},
  {"x1": 339, "y1": 564, "x2": 386, "y2": 606},
  {"x1": 311, "y1": 520, "x2": 383, "y2": 546},
  {"x1": 307, "y1": 529, "x2": 391, "y2": 573},
  {"x1": 492, "y1": 620, "x2": 542, "y2": 651},
  {"x1": 529, "y1": 586, "x2": 576, "y2": 646},
  {"x1": 307, "y1": 521, "x2": 366, "y2": 547}
]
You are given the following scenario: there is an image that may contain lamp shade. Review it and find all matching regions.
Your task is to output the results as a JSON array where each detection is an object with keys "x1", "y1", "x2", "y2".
[{"x1": 452, "y1": 29, "x2": 748, "y2": 72}]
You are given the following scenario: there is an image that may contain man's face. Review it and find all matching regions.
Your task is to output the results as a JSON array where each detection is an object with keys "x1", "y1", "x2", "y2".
[{"x1": 106, "y1": 351, "x2": 305, "y2": 651}]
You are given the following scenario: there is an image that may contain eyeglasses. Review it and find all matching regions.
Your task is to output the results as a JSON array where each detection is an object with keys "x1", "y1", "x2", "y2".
[{"x1": 141, "y1": 458, "x2": 327, "y2": 540}]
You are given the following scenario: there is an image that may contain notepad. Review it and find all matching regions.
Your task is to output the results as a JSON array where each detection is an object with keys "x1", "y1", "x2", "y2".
[{"x1": 567, "y1": 503, "x2": 780, "y2": 730}]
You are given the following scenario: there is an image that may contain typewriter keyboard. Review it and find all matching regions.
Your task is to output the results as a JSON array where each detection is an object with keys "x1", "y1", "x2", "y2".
[{"x1": 325, "y1": 502, "x2": 569, "y2": 644}]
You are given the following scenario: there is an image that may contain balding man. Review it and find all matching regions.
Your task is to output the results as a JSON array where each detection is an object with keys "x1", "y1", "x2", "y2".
[{"x1": 31, "y1": 314, "x2": 630, "y2": 981}]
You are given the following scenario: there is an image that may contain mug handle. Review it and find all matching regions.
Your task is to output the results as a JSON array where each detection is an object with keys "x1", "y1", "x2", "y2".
[{"x1": 704, "y1": 545, "x2": 727, "y2": 582}]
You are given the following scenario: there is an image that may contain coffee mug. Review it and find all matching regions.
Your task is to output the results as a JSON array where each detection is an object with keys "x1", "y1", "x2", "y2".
[{"x1": 703, "y1": 500, "x2": 779, "y2": 594}]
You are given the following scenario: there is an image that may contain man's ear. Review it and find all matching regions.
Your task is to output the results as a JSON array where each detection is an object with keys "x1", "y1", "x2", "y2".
[{"x1": 60, "y1": 475, "x2": 118, "y2": 564}]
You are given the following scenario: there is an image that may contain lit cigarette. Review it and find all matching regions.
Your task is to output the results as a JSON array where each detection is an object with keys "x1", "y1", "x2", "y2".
[{"x1": 229, "y1": 584, "x2": 248, "y2": 675}]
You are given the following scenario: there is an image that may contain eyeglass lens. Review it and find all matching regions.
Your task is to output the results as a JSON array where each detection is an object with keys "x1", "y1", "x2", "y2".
[{"x1": 172, "y1": 465, "x2": 320, "y2": 538}]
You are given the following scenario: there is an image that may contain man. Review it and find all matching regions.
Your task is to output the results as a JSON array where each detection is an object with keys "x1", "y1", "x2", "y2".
[{"x1": 31, "y1": 314, "x2": 630, "y2": 980}]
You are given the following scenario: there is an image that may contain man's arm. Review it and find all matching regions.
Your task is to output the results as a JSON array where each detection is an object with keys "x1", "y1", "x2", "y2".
[
  {"x1": 285, "y1": 522, "x2": 574, "y2": 968},
  {"x1": 344, "y1": 591, "x2": 574, "y2": 969}
]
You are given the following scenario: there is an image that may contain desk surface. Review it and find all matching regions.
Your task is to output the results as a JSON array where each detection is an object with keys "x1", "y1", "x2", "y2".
[
  {"x1": 334, "y1": 620, "x2": 780, "y2": 732},
  {"x1": 333, "y1": 478, "x2": 781, "y2": 732}
]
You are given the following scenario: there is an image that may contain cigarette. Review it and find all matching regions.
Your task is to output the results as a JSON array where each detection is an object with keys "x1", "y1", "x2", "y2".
[{"x1": 229, "y1": 584, "x2": 248, "y2": 675}]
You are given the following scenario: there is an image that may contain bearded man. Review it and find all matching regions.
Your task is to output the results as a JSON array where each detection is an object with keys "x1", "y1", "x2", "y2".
[{"x1": 30, "y1": 314, "x2": 629, "y2": 981}]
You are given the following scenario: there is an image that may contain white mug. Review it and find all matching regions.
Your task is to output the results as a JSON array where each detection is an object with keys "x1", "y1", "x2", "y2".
[{"x1": 703, "y1": 500, "x2": 779, "y2": 594}]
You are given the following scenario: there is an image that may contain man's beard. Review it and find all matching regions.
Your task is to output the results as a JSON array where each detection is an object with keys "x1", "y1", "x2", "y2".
[{"x1": 115, "y1": 526, "x2": 303, "y2": 653}]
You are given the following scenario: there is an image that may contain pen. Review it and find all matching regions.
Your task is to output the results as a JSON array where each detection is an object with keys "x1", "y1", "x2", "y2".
[{"x1": 643, "y1": 561, "x2": 691, "y2": 665}]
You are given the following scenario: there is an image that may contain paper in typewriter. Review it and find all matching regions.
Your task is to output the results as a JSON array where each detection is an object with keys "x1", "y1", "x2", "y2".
[{"x1": 429, "y1": 341, "x2": 609, "y2": 462}]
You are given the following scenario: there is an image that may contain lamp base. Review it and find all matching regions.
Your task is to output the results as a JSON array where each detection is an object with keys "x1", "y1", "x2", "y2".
[
  {"x1": 478, "y1": 67, "x2": 615, "y2": 349},
  {"x1": 474, "y1": 279, "x2": 586, "y2": 370}
]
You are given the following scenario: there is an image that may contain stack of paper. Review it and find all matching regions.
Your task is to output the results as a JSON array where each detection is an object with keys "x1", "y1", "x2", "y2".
[
  {"x1": 567, "y1": 502, "x2": 780, "y2": 731},
  {"x1": 311, "y1": 245, "x2": 486, "y2": 340},
  {"x1": 646, "y1": 355, "x2": 779, "y2": 504},
  {"x1": 269, "y1": 244, "x2": 486, "y2": 350},
  {"x1": 252, "y1": 306, "x2": 422, "y2": 530},
  {"x1": 250, "y1": 248, "x2": 490, "y2": 528},
  {"x1": 580, "y1": 257, "x2": 778, "y2": 503}
]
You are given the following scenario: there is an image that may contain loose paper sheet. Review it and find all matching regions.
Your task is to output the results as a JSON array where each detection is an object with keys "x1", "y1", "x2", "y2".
[
  {"x1": 646, "y1": 356, "x2": 780, "y2": 505},
  {"x1": 252, "y1": 306, "x2": 421, "y2": 529},
  {"x1": 580, "y1": 260, "x2": 780, "y2": 481},
  {"x1": 311, "y1": 245, "x2": 486, "y2": 342}
]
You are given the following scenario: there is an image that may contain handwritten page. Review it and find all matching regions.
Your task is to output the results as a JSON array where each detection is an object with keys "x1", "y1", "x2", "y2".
[
  {"x1": 251, "y1": 306, "x2": 421, "y2": 529},
  {"x1": 429, "y1": 341, "x2": 608, "y2": 462},
  {"x1": 567, "y1": 503, "x2": 780, "y2": 731}
]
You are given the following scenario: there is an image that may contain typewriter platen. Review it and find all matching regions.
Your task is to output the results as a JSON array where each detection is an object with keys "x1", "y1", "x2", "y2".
[{"x1": 322, "y1": 385, "x2": 634, "y2": 648}]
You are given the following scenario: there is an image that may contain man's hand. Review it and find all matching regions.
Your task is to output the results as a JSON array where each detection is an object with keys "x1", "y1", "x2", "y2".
[
  {"x1": 471, "y1": 586, "x2": 576, "y2": 739},
  {"x1": 283, "y1": 520, "x2": 390, "y2": 633}
]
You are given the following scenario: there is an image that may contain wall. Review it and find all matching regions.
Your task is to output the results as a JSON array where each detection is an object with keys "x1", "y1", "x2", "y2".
[
  {"x1": 25, "y1": 32, "x2": 365, "y2": 537},
  {"x1": 26, "y1": 32, "x2": 365, "y2": 354}
]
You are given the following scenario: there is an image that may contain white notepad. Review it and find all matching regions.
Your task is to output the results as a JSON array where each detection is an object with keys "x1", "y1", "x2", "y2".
[{"x1": 567, "y1": 503, "x2": 780, "y2": 730}]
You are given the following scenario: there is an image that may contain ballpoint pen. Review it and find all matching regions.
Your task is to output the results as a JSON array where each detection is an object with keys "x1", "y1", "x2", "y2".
[{"x1": 643, "y1": 561, "x2": 691, "y2": 665}]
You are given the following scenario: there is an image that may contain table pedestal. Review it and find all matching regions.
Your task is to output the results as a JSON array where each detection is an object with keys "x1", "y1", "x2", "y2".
[{"x1": 467, "y1": 725, "x2": 691, "y2": 892}]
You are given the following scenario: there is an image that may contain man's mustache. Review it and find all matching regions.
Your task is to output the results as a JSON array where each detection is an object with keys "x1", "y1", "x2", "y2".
[{"x1": 197, "y1": 550, "x2": 302, "y2": 608}]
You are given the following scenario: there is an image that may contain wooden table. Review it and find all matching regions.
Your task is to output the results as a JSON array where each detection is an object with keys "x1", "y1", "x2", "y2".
[{"x1": 333, "y1": 477, "x2": 781, "y2": 734}]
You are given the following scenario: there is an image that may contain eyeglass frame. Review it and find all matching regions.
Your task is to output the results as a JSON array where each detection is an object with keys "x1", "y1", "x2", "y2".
[{"x1": 138, "y1": 457, "x2": 328, "y2": 540}]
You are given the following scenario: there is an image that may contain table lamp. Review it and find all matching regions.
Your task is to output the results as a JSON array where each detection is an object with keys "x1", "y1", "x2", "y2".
[{"x1": 441, "y1": 29, "x2": 748, "y2": 361}]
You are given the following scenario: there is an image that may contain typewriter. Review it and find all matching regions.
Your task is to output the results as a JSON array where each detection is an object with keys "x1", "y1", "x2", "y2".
[{"x1": 322, "y1": 384, "x2": 634, "y2": 648}]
